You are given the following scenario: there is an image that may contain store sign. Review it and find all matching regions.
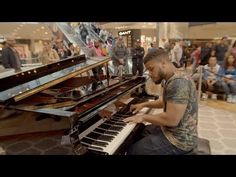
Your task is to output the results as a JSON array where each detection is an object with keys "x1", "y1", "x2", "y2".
[{"x1": 118, "y1": 30, "x2": 132, "y2": 36}]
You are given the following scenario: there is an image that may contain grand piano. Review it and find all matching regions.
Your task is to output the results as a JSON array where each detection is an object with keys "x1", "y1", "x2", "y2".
[{"x1": 0, "y1": 55, "x2": 155, "y2": 155}]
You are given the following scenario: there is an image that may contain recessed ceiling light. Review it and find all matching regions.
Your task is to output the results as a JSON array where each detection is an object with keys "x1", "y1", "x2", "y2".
[
  {"x1": 41, "y1": 26, "x2": 45, "y2": 30},
  {"x1": 20, "y1": 24, "x2": 24, "y2": 27},
  {"x1": 44, "y1": 32, "x2": 48, "y2": 35}
]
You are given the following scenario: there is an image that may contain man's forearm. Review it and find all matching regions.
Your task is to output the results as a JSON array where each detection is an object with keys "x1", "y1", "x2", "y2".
[
  {"x1": 141, "y1": 98, "x2": 163, "y2": 109},
  {"x1": 143, "y1": 112, "x2": 176, "y2": 127}
]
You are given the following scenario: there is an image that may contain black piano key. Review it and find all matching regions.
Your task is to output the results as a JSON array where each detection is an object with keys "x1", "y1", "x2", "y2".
[
  {"x1": 81, "y1": 137, "x2": 95, "y2": 145},
  {"x1": 94, "y1": 128, "x2": 106, "y2": 134},
  {"x1": 98, "y1": 124, "x2": 112, "y2": 130},
  {"x1": 105, "y1": 130, "x2": 118, "y2": 136},
  {"x1": 104, "y1": 120, "x2": 115, "y2": 125},
  {"x1": 109, "y1": 126, "x2": 123, "y2": 131},
  {"x1": 86, "y1": 132, "x2": 101, "y2": 140},
  {"x1": 92, "y1": 141, "x2": 108, "y2": 147},
  {"x1": 98, "y1": 135, "x2": 115, "y2": 142},
  {"x1": 114, "y1": 122, "x2": 127, "y2": 127},
  {"x1": 94, "y1": 128, "x2": 119, "y2": 136},
  {"x1": 110, "y1": 118, "x2": 123, "y2": 122}
]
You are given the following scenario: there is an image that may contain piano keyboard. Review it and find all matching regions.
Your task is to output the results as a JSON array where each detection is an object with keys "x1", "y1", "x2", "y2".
[{"x1": 78, "y1": 106, "x2": 151, "y2": 155}]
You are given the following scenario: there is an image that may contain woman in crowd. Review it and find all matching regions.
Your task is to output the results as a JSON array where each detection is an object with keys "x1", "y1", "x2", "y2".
[{"x1": 218, "y1": 53, "x2": 236, "y2": 103}]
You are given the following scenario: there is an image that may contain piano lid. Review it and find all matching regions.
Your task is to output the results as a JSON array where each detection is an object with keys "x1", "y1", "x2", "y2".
[{"x1": 0, "y1": 55, "x2": 110, "y2": 104}]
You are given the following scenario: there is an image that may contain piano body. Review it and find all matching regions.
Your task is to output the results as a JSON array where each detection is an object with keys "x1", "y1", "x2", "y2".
[{"x1": 0, "y1": 55, "x2": 154, "y2": 155}]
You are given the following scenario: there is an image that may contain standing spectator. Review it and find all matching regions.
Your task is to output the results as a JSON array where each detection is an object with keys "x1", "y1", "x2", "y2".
[
  {"x1": 2, "y1": 36, "x2": 22, "y2": 73},
  {"x1": 200, "y1": 42, "x2": 213, "y2": 65},
  {"x1": 89, "y1": 40, "x2": 106, "y2": 91},
  {"x1": 38, "y1": 42, "x2": 59, "y2": 65},
  {"x1": 172, "y1": 40, "x2": 183, "y2": 68},
  {"x1": 87, "y1": 38, "x2": 94, "y2": 48},
  {"x1": 57, "y1": 41, "x2": 68, "y2": 59},
  {"x1": 148, "y1": 42, "x2": 158, "y2": 53},
  {"x1": 131, "y1": 40, "x2": 145, "y2": 76},
  {"x1": 112, "y1": 37, "x2": 128, "y2": 78},
  {"x1": 229, "y1": 40, "x2": 236, "y2": 59},
  {"x1": 214, "y1": 36, "x2": 229, "y2": 66},
  {"x1": 191, "y1": 44, "x2": 201, "y2": 72},
  {"x1": 67, "y1": 43, "x2": 79, "y2": 57},
  {"x1": 80, "y1": 24, "x2": 89, "y2": 45}
]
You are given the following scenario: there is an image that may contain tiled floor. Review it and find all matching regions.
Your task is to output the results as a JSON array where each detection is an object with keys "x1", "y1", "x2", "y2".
[
  {"x1": 0, "y1": 131, "x2": 75, "y2": 155},
  {"x1": 198, "y1": 101, "x2": 236, "y2": 155}
]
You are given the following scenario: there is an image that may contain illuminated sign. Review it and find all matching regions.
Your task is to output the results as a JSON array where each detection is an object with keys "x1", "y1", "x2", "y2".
[{"x1": 118, "y1": 30, "x2": 132, "y2": 36}]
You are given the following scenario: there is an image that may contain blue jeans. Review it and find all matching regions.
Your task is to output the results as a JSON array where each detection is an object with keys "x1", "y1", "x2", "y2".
[
  {"x1": 127, "y1": 125, "x2": 189, "y2": 155},
  {"x1": 220, "y1": 81, "x2": 236, "y2": 95}
]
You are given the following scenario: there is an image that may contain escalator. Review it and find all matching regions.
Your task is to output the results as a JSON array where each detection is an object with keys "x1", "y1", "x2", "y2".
[
  {"x1": 87, "y1": 23, "x2": 106, "y2": 44},
  {"x1": 48, "y1": 22, "x2": 90, "y2": 56}
]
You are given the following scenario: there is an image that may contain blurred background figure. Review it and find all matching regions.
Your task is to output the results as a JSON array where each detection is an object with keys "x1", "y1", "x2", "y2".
[{"x1": 2, "y1": 36, "x2": 22, "y2": 73}]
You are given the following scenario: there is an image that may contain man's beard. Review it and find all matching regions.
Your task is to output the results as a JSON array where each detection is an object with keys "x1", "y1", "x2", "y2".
[{"x1": 153, "y1": 68, "x2": 165, "y2": 85}]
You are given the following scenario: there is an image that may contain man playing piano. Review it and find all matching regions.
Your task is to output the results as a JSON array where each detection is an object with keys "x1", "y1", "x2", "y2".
[{"x1": 122, "y1": 50, "x2": 198, "y2": 155}]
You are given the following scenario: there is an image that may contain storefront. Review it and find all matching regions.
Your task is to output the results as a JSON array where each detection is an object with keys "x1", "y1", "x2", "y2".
[{"x1": 118, "y1": 29, "x2": 141, "y2": 48}]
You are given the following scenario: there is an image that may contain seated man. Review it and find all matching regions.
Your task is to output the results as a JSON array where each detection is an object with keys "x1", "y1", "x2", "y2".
[
  {"x1": 201, "y1": 56, "x2": 221, "y2": 100},
  {"x1": 122, "y1": 50, "x2": 198, "y2": 155}
]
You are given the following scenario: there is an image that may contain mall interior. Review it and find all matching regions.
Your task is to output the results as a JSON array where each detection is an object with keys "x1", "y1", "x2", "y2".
[{"x1": 0, "y1": 22, "x2": 236, "y2": 155}]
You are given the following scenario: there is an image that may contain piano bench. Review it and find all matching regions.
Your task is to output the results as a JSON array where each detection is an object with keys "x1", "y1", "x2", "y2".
[{"x1": 186, "y1": 138, "x2": 211, "y2": 155}]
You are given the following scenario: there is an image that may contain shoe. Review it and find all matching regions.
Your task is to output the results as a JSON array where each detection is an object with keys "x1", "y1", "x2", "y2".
[
  {"x1": 232, "y1": 95, "x2": 236, "y2": 104},
  {"x1": 202, "y1": 93, "x2": 208, "y2": 100},
  {"x1": 211, "y1": 94, "x2": 217, "y2": 100},
  {"x1": 227, "y1": 95, "x2": 232, "y2": 103}
]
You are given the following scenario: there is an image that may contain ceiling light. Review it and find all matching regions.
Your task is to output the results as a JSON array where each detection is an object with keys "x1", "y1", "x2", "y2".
[
  {"x1": 41, "y1": 26, "x2": 45, "y2": 30},
  {"x1": 20, "y1": 24, "x2": 24, "y2": 27},
  {"x1": 44, "y1": 32, "x2": 48, "y2": 35}
]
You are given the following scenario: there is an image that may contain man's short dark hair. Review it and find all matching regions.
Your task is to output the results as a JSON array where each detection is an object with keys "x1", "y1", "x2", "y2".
[{"x1": 144, "y1": 49, "x2": 169, "y2": 64}]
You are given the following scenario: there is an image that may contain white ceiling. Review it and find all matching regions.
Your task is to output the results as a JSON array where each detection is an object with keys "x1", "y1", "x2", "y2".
[
  {"x1": 0, "y1": 23, "x2": 53, "y2": 40},
  {"x1": 100, "y1": 22, "x2": 157, "y2": 29}
]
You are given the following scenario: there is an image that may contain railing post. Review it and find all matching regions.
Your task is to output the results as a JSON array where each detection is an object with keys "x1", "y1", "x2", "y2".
[{"x1": 198, "y1": 66, "x2": 203, "y2": 103}]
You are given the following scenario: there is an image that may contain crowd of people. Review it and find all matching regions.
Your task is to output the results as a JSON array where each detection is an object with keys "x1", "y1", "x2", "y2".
[
  {"x1": 68, "y1": 23, "x2": 236, "y2": 105},
  {"x1": 1, "y1": 23, "x2": 235, "y2": 104}
]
